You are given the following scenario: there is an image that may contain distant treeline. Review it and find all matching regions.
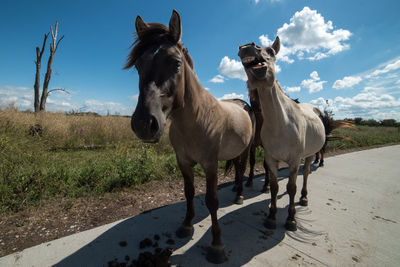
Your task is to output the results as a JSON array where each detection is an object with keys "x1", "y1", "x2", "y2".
[{"x1": 344, "y1": 117, "x2": 400, "y2": 127}]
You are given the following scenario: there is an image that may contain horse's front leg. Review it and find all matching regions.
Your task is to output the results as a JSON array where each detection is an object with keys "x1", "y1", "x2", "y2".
[
  {"x1": 176, "y1": 159, "x2": 196, "y2": 238},
  {"x1": 285, "y1": 163, "x2": 300, "y2": 231},
  {"x1": 202, "y1": 162, "x2": 227, "y2": 264},
  {"x1": 265, "y1": 159, "x2": 279, "y2": 229},
  {"x1": 299, "y1": 156, "x2": 313, "y2": 206}
]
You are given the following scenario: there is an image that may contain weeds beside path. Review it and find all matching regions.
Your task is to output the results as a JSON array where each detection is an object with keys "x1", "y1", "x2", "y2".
[{"x1": 1, "y1": 110, "x2": 399, "y2": 257}]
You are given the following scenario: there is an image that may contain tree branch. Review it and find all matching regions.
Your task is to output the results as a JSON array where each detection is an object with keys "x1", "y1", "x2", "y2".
[
  {"x1": 55, "y1": 35, "x2": 64, "y2": 52},
  {"x1": 50, "y1": 21, "x2": 58, "y2": 51},
  {"x1": 46, "y1": 88, "x2": 69, "y2": 97},
  {"x1": 40, "y1": 33, "x2": 49, "y2": 58}
]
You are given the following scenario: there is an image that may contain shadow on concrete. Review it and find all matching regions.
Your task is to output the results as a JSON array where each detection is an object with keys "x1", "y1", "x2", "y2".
[{"x1": 55, "y1": 165, "x2": 320, "y2": 266}]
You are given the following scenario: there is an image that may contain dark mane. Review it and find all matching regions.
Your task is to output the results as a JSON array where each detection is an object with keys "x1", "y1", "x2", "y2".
[
  {"x1": 124, "y1": 23, "x2": 183, "y2": 69},
  {"x1": 182, "y1": 47, "x2": 194, "y2": 69}
]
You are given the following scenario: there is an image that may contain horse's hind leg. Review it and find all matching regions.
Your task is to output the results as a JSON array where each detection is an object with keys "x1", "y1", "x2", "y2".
[
  {"x1": 300, "y1": 156, "x2": 313, "y2": 206},
  {"x1": 234, "y1": 146, "x2": 250, "y2": 204},
  {"x1": 319, "y1": 142, "x2": 326, "y2": 167},
  {"x1": 313, "y1": 152, "x2": 320, "y2": 164},
  {"x1": 176, "y1": 160, "x2": 195, "y2": 238},
  {"x1": 261, "y1": 157, "x2": 270, "y2": 193},
  {"x1": 246, "y1": 143, "x2": 256, "y2": 187},
  {"x1": 203, "y1": 162, "x2": 227, "y2": 264},
  {"x1": 319, "y1": 151, "x2": 325, "y2": 167},
  {"x1": 285, "y1": 163, "x2": 300, "y2": 231}
]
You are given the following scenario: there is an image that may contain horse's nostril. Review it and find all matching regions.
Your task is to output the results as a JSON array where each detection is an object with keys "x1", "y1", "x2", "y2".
[{"x1": 150, "y1": 115, "x2": 159, "y2": 135}]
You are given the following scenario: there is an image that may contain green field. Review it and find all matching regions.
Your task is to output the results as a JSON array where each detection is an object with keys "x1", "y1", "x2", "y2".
[{"x1": 1, "y1": 109, "x2": 399, "y2": 213}]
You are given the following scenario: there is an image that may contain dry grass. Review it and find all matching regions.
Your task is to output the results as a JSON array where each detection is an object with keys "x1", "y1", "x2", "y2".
[{"x1": 0, "y1": 108, "x2": 134, "y2": 148}]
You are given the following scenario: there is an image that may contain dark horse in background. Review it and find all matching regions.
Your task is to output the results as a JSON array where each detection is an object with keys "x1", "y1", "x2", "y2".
[{"x1": 125, "y1": 10, "x2": 255, "y2": 263}]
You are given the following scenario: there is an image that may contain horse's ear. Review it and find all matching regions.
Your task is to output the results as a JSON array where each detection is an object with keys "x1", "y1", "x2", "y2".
[
  {"x1": 272, "y1": 36, "x2": 280, "y2": 55},
  {"x1": 135, "y1": 15, "x2": 147, "y2": 39},
  {"x1": 169, "y1": 9, "x2": 182, "y2": 43}
]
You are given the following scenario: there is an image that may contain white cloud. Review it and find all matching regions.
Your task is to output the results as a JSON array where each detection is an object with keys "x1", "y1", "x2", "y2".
[
  {"x1": 367, "y1": 59, "x2": 400, "y2": 78},
  {"x1": 84, "y1": 99, "x2": 132, "y2": 115},
  {"x1": 332, "y1": 76, "x2": 362, "y2": 89},
  {"x1": 285, "y1": 86, "x2": 301, "y2": 92},
  {"x1": 218, "y1": 92, "x2": 244, "y2": 100},
  {"x1": 210, "y1": 74, "x2": 226, "y2": 83},
  {"x1": 301, "y1": 71, "x2": 327, "y2": 93},
  {"x1": 275, "y1": 64, "x2": 281, "y2": 73},
  {"x1": 0, "y1": 84, "x2": 134, "y2": 115},
  {"x1": 218, "y1": 56, "x2": 247, "y2": 81},
  {"x1": 0, "y1": 85, "x2": 33, "y2": 109},
  {"x1": 259, "y1": 7, "x2": 352, "y2": 64},
  {"x1": 311, "y1": 93, "x2": 400, "y2": 121}
]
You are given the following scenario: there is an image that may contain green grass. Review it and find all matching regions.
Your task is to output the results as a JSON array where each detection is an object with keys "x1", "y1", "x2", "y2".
[
  {"x1": 327, "y1": 126, "x2": 400, "y2": 149},
  {"x1": 1, "y1": 109, "x2": 399, "y2": 213},
  {"x1": 0, "y1": 134, "x2": 182, "y2": 213}
]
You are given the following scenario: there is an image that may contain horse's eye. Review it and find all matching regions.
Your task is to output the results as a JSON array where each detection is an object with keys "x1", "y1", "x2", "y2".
[{"x1": 174, "y1": 60, "x2": 182, "y2": 71}]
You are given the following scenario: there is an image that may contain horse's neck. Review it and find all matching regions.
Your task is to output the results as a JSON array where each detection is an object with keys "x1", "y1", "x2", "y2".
[
  {"x1": 171, "y1": 62, "x2": 217, "y2": 129},
  {"x1": 258, "y1": 81, "x2": 293, "y2": 128}
]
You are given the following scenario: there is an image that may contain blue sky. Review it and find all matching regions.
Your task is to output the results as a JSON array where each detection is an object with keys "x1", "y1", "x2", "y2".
[{"x1": 1, "y1": 0, "x2": 400, "y2": 120}]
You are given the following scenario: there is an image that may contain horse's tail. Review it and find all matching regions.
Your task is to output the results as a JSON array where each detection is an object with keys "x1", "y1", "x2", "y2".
[
  {"x1": 319, "y1": 110, "x2": 356, "y2": 146},
  {"x1": 224, "y1": 159, "x2": 234, "y2": 176}
]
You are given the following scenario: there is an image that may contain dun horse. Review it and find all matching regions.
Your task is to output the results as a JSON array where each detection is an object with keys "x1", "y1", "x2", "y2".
[
  {"x1": 238, "y1": 38, "x2": 326, "y2": 231},
  {"x1": 126, "y1": 10, "x2": 254, "y2": 263}
]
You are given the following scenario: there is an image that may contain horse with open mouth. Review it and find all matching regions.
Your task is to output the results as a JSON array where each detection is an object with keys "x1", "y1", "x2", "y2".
[
  {"x1": 238, "y1": 38, "x2": 326, "y2": 231},
  {"x1": 125, "y1": 10, "x2": 255, "y2": 263}
]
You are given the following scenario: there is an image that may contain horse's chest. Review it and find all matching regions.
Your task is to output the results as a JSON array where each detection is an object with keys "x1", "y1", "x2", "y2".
[{"x1": 260, "y1": 125, "x2": 302, "y2": 160}]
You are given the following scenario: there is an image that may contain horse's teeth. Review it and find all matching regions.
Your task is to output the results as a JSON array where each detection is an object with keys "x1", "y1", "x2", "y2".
[{"x1": 242, "y1": 57, "x2": 255, "y2": 64}]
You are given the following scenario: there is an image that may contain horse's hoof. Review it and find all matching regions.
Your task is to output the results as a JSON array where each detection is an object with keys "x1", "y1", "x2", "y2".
[
  {"x1": 264, "y1": 218, "x2": 276, "y2": 229},
  {"x1": 285, "y1": 220, "x2": 297, "y2": 231},
  {"x1": 319, "y1": 162, "x2": 324, "y2": 167},
  {"x1": 299, "y1": 198, "x2": 308, "y2": 206},
  {"x1": 231, "y1": 185, "x2": 237, "y2": 192},
  {"x1": 245, "y1": 180, "x2": 253, "y2": 187},
  {"x1": 206, "y1": 245, "x2": 227, "y2": 264},
  {"x1": 261, "y1": 186, "x2": 270, "y2": 193},
  {"x1": 176, "y1": 225, "x2": 193, "y2": 238},
  {"x1": 234, "y1": 195, "x2": 244, "y2": 205},
  {"x1": 313, "y1": 160, "x2": 319, "y2": 164}
]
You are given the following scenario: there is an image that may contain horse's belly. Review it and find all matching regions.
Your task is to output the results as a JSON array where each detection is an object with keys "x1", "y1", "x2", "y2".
[
  {"x1": 218, "y1": 132, "x2": 249, "y2": 161},
  {"x1": 303, "y1": 122, "x2": 325, "y2": 157},
  {"x1": 217, "y1": 110, "x2": 253, "y2": 161}
]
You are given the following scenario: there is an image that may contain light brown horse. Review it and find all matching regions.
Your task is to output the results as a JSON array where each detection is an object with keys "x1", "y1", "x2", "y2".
[
  {"x1": 238, "y1": 38, "x2": 326, "y2": 231},
  {"x1": 125, "y1": 10, "x2": 254, "y2": 263}
]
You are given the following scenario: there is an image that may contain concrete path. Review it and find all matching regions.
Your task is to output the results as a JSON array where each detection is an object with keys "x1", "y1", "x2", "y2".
[{"x1": 1, "y1": 145, "x2": 400, "y2": 266}]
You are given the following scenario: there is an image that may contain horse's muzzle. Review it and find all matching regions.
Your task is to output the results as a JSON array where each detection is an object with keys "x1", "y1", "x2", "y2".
[{"x1": 131, "y1": 114, "x2": 161, "y2": 143}]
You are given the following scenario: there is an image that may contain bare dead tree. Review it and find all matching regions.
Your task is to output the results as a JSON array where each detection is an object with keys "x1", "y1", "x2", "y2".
[
  {"x1": 33, "y1": 33, "x2": 48, "y2": 112},
  {"x1": 33, "y1": 21, "x2": 65, "y2": 112}
]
